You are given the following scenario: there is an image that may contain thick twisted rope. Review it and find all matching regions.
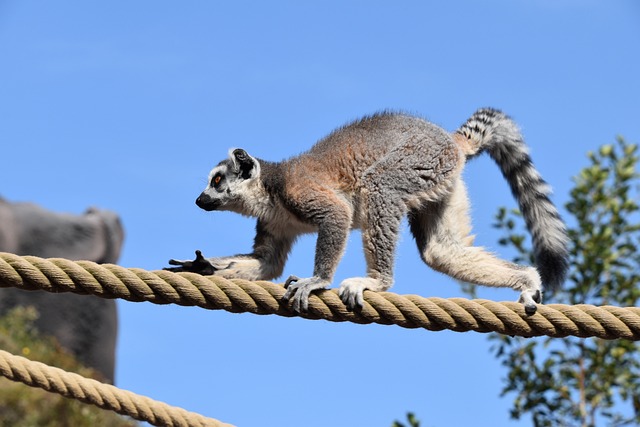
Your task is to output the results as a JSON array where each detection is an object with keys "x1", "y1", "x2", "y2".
[
  {"x1": 1, "y1": 253, "x2": 639, "y2": 340},
  {"x1": 0, "y1": 348, "x2": 233, "y2": 427}
]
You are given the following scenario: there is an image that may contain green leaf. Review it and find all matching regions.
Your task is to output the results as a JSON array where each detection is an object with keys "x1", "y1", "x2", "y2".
[{"x1": 460, "y1": 137, "x2": 640, "y2": 427}]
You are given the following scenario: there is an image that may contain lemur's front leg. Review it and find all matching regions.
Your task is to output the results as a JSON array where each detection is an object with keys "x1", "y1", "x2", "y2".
[
  {"x1": 281, "y1": 221, "x2": 349, "y2": 312},
  {"x1": 166, "y1": 249, "x2": 221, "y2": 275},
  {"x1": 282, "y1": 192, "x2": 352, "y2": 313},
  {"x1": 166, "y1": 250, "x2": 266, "y2": 279},
  {"x1": 165, "y1": 220, "x2": 294, "y2": 281}
]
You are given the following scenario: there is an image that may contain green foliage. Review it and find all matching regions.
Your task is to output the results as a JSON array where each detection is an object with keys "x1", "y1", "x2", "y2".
[
  {"x1": 0, "y1": 306, "x2": 138, "y2": 427},
  {"x1": 392, "y1": 412, "x2": 421, "y2": 427},
  {"x1": 483, "y1": 138, "x2": 640, "y2": 426}
]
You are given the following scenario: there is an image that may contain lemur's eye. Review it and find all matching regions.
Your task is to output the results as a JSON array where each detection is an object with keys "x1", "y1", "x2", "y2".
[{"x1": 212, "y1": 174, "x2": 222, "y2": 187}]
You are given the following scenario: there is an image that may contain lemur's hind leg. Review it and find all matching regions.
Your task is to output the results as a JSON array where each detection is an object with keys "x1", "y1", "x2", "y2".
[
  {"x1": 338, "y1": 188, "x2": 403, "y2": 310},
  {"x1": 339, "y1": 134, "x2": 461, "y2": 310},
  {"x1": 409, "y1": 179, "x2": 542, "y2": 314}
]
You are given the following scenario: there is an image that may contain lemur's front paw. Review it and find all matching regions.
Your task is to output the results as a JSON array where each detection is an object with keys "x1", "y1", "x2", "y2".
[
  {"x1": 165, "y1": 250, "x2": 217, "y2": 275},
  {"x1": 518, "y1": 289, "x2": 543, "y2": 315},
  {"x1": 282, "y1": 275, "x2": 330, "y2": 313}
]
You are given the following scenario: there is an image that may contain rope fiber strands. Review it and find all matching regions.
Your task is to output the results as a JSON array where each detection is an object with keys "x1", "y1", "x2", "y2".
[
  {"x1": 0, "y1": 348, "x2": 233, "y2": 427},
  {"x1": 1, "y1": 252, "x2": 639, "y2": 340}
]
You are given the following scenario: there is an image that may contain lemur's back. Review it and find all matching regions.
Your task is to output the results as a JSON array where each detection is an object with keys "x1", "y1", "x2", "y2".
[{"x1": 284, "y1": 112, "x2": 453, "y2": 190}]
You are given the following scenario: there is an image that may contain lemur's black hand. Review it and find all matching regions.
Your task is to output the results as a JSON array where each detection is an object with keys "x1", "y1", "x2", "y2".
[{"x1": 165, "y1": 250, "x2": 217, "y2": 275}]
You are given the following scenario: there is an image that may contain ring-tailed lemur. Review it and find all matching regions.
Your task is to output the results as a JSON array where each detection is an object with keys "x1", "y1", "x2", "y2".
[{"x1": 167, "y1": 108, "x2": 569, "y2": 314}]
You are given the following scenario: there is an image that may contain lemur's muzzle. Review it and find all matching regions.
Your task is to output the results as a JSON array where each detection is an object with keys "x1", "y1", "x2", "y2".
[{"x1": 195, "y1": 193, "x2": 220, "y2": 211}]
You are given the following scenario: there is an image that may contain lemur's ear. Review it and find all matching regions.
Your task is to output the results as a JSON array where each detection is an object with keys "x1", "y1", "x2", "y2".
[{"x1": 231, "y1": 148, "x2": 260, "y2": 179}]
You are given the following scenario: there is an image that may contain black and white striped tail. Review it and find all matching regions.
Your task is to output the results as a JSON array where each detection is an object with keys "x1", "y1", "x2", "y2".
[{"x1": 456, "y1": 108, "x2": 569, "y2": 291}]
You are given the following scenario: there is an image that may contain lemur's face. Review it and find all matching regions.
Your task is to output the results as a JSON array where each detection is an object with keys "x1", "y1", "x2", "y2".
[{"x1": 196, "y1": 149, "x2": 260, "y2": 213}]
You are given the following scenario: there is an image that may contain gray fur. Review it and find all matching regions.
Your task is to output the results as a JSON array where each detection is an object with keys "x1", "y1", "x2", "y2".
[
  {"x1": 456, "y1": 108, "x2": 569, "y2": 290},
  {"x1": 0, "y1": 198, "x2": 124, "y2": 382},
  {"x1": 168, "y1": 109, "x2": 569, "y2": 314}
]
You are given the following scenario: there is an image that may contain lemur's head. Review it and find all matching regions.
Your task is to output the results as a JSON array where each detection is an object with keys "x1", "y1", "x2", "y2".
[{"x1": 196, "y1": 148, "x2": 261, "y2": 213}]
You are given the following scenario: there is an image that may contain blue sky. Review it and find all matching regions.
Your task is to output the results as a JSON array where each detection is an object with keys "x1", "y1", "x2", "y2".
[{"x1": 1, "y1": 1, "x2": 639, "y2": 426}]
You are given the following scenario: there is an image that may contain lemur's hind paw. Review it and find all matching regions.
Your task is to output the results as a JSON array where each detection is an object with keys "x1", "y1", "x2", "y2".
[
  {"x1": 518, "y1": 289, "x2": 542, "y2": 315},
  {"x1": 282, "y1": 275, "x2": 329, "y2": 313},
  {"x1": 339, "y1": 277, "x2": 388, "y2": 311},
  {"x1": 338, "y1": 278, "x2": 369, "y2": 311},
  {"x1": 165, "y1": 250, "x2": 217, "y2": 275}
]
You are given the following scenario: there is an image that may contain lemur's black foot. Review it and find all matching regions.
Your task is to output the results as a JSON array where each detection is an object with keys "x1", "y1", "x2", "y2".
[{"x1": 165, "y1": 250, "x2": 217, "y2": 275}]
